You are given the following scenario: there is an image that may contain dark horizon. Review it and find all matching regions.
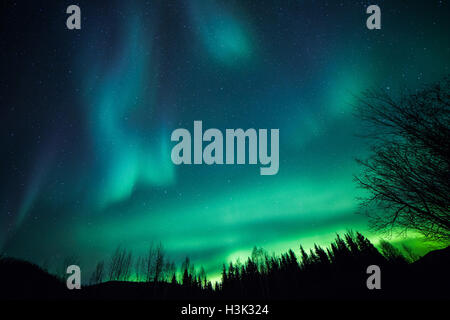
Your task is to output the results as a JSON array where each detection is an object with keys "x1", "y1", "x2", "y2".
[{"x1": 1, "y1": 231, "x2": 449, "y2": 301}]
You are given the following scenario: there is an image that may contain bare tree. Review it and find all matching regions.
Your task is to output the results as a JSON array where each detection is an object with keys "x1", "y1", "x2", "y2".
[
  {"x1": 354, "y1": 77, "x2": 450, "y2": 241},
  {"x1": 135, "y1": 255, "x2": 145, "y2": 282},
  {"x1": 90, "y1": 260, "x2": 105, "y2": 284},
  {"x1": 154, "y1": 242, "x2": 165, "y2": 283},
  {"x1": 165, "y1": 261, "x2": 176, "y2": 283},
  {"x1": 108, "y1": 246, "x2": 133, "y2": 281},
  {"x1": 105, "y1": 242, "x2": 174, "y2": 283},
  {"x1": 145, "y1": 243, "x2": 156, "y2": 282},
  {"x1": 124, "y1": 251, "x2": 133, "y2": 280},
  {"x1": 109, "y1": 247, "x2": 122, "y2": 281}
]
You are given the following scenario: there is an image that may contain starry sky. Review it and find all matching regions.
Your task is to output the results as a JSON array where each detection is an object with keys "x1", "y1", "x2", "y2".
[{"x1": 1, "y1": 0, "x2": 449, "y2": 280}]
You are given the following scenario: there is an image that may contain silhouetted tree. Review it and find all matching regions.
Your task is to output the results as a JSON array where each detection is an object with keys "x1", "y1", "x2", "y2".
[
  {"x1": 134, "y1": 256, "x2": 144, "y2": 282},
  {"x1": 401, "y1": 244, "x2": 419, "y2": 262},
  {"x1": 108, "y1": 246, "x2": 133, "y2": 281},
  {"x1": 199, "y1": 266, "x2": 207, "y2": 288},
  {"x1": 90, "y1": 260, "x2": 105, "y2": 284},
  {"x1": 355, "y1": 77, "x2": 450, "y2": 241},
  {"x1": 220, "y1": 264, "x2": 227, "y2": 291},
  {"x1": 171, "y1": 273, "x2": 177, "y2": 285},
  {"x1": 379, "y1": 240, "x2": 407, "y2": 264},
  {"x1": 154, "y1": 242, "x2": 165, "y2": 283},
  {"x1": 299, "y1": 245, "x2": 310, "y2": 269},
  {"x1": 144, "y1": 243, "x2": 156, "y2": 282},
  {"x1": 165, "y1": 261, "x2": 176, "y2": 283},
  {"x1": 182, "y1": 257, "x2": 192, "y2": 287}
]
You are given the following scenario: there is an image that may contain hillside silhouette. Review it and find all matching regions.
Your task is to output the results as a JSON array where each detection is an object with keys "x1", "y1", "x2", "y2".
[
  {"x1": 0, "y1": 257, "x2": 67, "y2": 299},
  {"x1": 1, "y1": 232, "x2": 448, "y2": 300}
]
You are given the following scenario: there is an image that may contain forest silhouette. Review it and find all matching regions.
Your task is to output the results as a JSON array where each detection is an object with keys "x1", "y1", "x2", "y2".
[{"x1": 1, "y1": 231, "x2": 449, "y2": 300}]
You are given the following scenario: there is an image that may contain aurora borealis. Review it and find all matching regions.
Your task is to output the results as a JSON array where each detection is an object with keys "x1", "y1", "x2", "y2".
[{"x1": 1, "y1": 1, "x2": 450, "y2": 281}]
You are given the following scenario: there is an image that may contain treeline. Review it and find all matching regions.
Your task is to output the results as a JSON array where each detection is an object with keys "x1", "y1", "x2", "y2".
[
  {"x1": 86, "y1": 243, "x2": 193, "y2": 284},
  {"x1": 81, "y1": 232, "x2": 422, "y2": 298},
  {"x1": 218, "y1": 232, "x2": 413, "y2": 299},
  {"x1": 34, "y1": 232, "x2": 428, "y2": 299},
  {"x1": 85, "y1": 242, "x2": 213, "y2": 294},
  {"x1": 2, "y1": 231, "x2": 446, "y2": 300}
]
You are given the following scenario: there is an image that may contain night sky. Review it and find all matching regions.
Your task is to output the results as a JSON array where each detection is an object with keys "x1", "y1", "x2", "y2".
[{"x1": 1, "y1": 0, "x2": 449, "y2": 280}]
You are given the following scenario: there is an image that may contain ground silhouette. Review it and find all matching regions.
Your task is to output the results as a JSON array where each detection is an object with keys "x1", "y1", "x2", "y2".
[{"x1": 0, "y1": 232, "x2": 448, "y2": 300}]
